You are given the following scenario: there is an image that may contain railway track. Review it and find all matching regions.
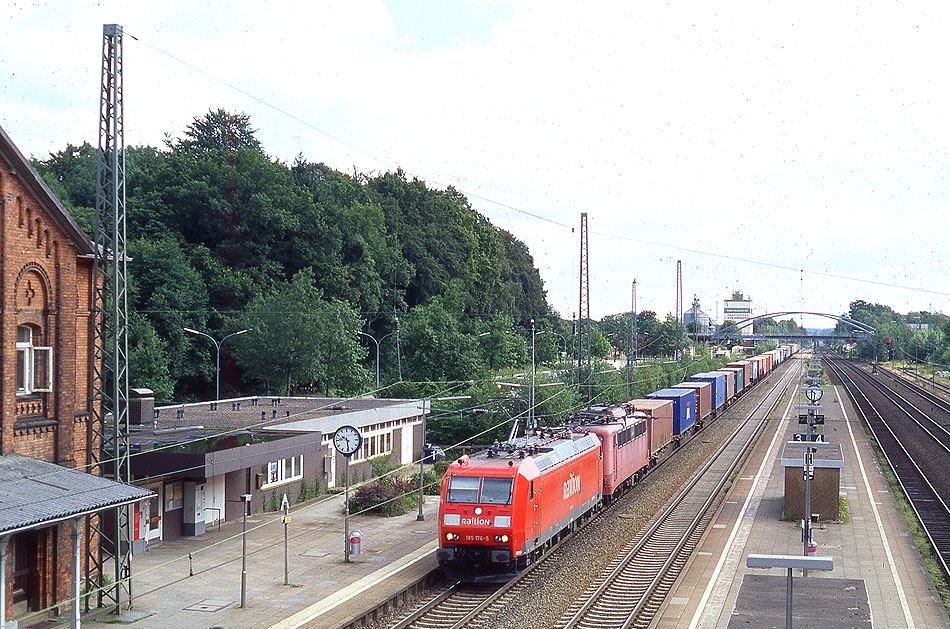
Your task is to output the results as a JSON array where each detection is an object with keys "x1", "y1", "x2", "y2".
[
  {"x1": 552, "y1": 357, "x2": 801, "y2": 629},
  {"x1": 825, "y1": 356, "x2": 950, "y2": 578},
  {"x1": 897, "y1": 365, "x2": 950, "y2": 398}
]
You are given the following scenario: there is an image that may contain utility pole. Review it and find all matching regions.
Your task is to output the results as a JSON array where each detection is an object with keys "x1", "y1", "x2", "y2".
[
  {"x1": 578, "y1": 213, "x2": 591, "y2": 405},
  {"x1": 92, "y1": 23, "x2": 132, "y2": 614},
  {"x1": 676, "y1": 260, "x2": 683, "y2": 365}
]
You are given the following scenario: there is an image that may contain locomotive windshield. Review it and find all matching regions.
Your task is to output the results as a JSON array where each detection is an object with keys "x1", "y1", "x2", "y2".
[
  {"x1": 447, "y1": 476, "x2": 514, "y2": 505},
  {"x1": 480, "y1": 477, "x2": 513, "y2": 504}
]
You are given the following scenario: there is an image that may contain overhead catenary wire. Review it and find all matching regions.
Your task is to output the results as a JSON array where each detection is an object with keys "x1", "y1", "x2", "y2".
[{"x1": 122, "y1": 32, "x2": 944, "y2": 301}]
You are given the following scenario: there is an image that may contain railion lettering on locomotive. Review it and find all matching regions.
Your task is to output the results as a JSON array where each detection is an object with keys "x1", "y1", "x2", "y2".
[
  {"x1": 460, "y1": 516, "x2": 492, "y2": 526},
  {"x1": 563, "y1": 470, "x2": 581, "y2": 500}
]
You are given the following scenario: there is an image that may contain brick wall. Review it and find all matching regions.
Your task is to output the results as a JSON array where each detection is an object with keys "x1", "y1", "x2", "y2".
[
  {"x1": 0, "y1": 169, "x2": 96, "y2": 467},
  {"x1": 0, "y1": 148, "x2": 100, "y2": 620}
]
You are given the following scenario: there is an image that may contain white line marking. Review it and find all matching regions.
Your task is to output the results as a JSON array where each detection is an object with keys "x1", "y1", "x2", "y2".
[
  {"x1": 269, "y1": 543, "x2": 438, "y2": 629},
  {"x1": 835, "y1": 385, "x2": 914, "y2": 628}
]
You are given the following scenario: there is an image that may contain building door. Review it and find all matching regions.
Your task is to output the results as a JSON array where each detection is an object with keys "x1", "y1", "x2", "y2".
[
  {"x1": 326, "y1": 449, "x2": 336, "y2": 489},
  {"x1": 144, "y1": 483, "x2": 163, "y2": 544},
  {"x1": 12, "y1": 530, "x2": 38, "y2": 612}
]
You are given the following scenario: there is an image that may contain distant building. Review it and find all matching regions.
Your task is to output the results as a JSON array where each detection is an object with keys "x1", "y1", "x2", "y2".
[
  {"x1": 683, "y1": 295, "x2": 711, "y2": 334},
  {"x1": 723, "y1": 290, "x2": 754, "y2": 336}
]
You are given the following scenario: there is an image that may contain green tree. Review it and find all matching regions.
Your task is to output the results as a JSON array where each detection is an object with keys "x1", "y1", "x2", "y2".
[
  {"x1": 399, "y1": 300, "x2": 482, "y2": 383},
  {"x1": 231, "y1": 268, "x2": 368, "y2": 395},
  {"x1": 477, "y1": 315, "x2": 528, "y2": 371},
  {"x1": 128, "y1": 312, "x2": 175, "y2": 402}
]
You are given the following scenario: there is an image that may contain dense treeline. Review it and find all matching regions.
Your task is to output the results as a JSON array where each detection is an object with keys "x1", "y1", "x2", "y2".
[
  {"x1": 839, "y1": 299, "x2": 950, "y2": 367},
  {"x1": 35, "y1": 109, "x2": 548, "y2": 401}
]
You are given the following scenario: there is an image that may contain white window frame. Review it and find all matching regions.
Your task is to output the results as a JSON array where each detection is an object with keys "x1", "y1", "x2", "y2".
[
  {"x1": 261, "y1": 455, "x2": 304, "y2": 489},
  {"x1": 16, "y1": 325, "x2": 52, "y2": 395}
]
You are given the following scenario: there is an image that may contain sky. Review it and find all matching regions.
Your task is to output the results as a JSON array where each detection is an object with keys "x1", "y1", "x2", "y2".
[{"x1": 3, "y1": 1, "x2": 950, "y2": 329}]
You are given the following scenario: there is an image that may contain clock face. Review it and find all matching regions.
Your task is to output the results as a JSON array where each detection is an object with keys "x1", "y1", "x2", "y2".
[
  {"x1": 804, "y1": 386, "x2": 823, "y2": 403},
  {"x1": 333, "y1": 425, "x2": 362, "y2": 456}
]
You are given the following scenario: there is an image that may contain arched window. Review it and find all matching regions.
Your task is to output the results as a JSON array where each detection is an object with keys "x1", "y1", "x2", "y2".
[{"x1": 16, "y1": 325, "x2": 51, "y2": 395}]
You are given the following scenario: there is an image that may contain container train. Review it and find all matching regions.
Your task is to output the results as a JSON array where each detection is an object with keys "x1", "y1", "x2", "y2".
[{"x1": 436, "y1": 344, "x2": 799, "y2": 581}]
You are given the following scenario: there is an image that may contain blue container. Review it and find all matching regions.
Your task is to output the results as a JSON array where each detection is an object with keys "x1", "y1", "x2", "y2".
[
  {"x1": 691, "y1": 372, "x2": 726, "y2": 410},
  {"x1": 647, "y1": 388, "x2": 696, "y2": 435}
]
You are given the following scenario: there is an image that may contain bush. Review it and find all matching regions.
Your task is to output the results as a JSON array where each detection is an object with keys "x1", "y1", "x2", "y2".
[
  {"x1": 409, "y1": 468, "x2": 442, "y2": 496},
  {"x1": 369, "y1": 452, "x2": 400, "y2": 477},
  {"x1": 348, "y1": 475, "x2": 417, "y2": 516},
  {"x1": 297, "y1": 478, "x2": 320, "y2": 503}
]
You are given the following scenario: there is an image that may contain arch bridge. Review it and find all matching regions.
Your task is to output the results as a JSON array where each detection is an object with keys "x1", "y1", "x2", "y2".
[{"x1": 711, "y1": 311, "x2": 876, "y2": 343}]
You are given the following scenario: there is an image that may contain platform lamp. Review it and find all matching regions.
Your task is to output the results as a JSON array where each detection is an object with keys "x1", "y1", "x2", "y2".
[{"x1": 183, "y1": 327, "x2": 252, "y2": 401}]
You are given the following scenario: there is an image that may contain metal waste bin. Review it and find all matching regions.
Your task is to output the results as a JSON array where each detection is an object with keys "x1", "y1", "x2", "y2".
[{"x1": 349, "y1": 530, "x2": 362, "y2": 555}]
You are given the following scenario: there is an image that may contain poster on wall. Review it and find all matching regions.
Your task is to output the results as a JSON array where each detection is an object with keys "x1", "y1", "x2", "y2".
[{"x1": 165, "y1": 482, "x2": 183, "y2": 511}]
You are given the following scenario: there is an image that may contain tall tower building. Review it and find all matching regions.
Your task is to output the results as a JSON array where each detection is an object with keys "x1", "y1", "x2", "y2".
[{"x1": 723, "y1": 290, "x2": 753, "y2": 336}]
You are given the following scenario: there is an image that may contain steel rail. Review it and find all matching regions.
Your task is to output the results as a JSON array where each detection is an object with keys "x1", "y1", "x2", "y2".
[
  {"x1": 825, "y1": 357, "x2": 950, "y2": 578},
  {"x1": 843, "y1": 364, "x2": 950, "y2": 454},
  {"x1": 557, "y1": 356, "x2": 802, "y2": 629}
]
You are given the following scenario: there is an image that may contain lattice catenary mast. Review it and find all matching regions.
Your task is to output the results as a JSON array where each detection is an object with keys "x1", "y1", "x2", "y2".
[
  {"x1": 577, "y1": 213, "x2": 591, "y2": 404},
  {"x1": 675, "y1": 260, "x2": 683, "y2": 362},
  {"x1": 91, "y1": 22, "x2": 133, "y2": 614}
]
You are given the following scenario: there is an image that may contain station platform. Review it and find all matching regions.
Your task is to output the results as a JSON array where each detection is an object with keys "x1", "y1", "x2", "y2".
[
  {"x1": 654, "y1": 376, "x2": 950, "y2": 628},
  {"x1": 81, "y1": 490, "x2": 441, "y2": 629}
]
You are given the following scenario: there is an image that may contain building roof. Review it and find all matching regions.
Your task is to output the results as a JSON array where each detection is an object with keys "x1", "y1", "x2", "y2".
[
  {"x1": 151, "y1": 396, "x2": 422, "y2": 430},
  {"x1": 0, "y1": 456, "x2": 153, "y2": 536},
  {"x1": 0, "y1": 125, "x2": 95, "y2": 255},
  {"x1": 128, "y1": 396, "x2": 425, "y2": 451}
]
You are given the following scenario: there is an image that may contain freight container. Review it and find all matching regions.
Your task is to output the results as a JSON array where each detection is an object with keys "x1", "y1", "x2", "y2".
[
  {"x1": 673, "y1": 381, "x2": 711, "y2": 423},
  {"x1": 628, "y1": 398, "x2": 674, "y2": 458},
  {"x1": 727, "y1": 361, "x2": 752, "y2": 388},
  {"x1": 712, "y1": 369, "x2": 737, "y2": 400},
  {"x1": 768, "y1": 349, "x2": 780, "y2": 365},
  {"x1": 647, "y1": 388, "x2": 696, "y2": 435},
  {"x1": 691, "y1": 372, "x2": 726, "y2": 410},
  {"x1": 722, "y1": 366, "x2": 745, "y2": 392}
]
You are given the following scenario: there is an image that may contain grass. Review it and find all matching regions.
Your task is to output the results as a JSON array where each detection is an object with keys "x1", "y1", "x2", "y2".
[{"x1": 865, "y1": 429, "x2": 950, "y2": 615}]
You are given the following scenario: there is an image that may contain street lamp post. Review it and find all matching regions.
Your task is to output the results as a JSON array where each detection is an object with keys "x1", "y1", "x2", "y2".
[
  {"x1": 395, "y1": 316, "x2": 402, "y2": 382},
  {"x1": 537, "y1": 329, "x2": 567, "y2": 360},
  {"x1": 357, "y1": 329, "x2": 395, "y2": 393},
  {"x1": 183, "y1": 327, "x2": 252, "y2": 401},
  {"x1": 530, "y1": 319, "x2": 536, "y2": 433}
]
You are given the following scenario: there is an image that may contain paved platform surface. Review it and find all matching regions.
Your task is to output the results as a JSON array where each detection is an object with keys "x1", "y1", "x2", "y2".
[
  {"x1": 82, "y1": 490, "x2": 440, "y2": 629},
  {"x1": 728, "y1": 574, "x2": 870, "y2": 628},
  {"x1": 655, "y1": 358, "x2": 950, "y2": 628}
]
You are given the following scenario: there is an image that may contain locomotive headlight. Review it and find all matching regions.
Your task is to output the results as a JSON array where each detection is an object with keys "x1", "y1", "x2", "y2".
[
  {"x1": 494, "y1": 534, "x2": 510, "y2": 543},
  {"x1": 501, "y1": 534, "x2": 509, "y2": 543},
  {"x1": 474, "y1": 507, "x2": 483, "y2": 515},
  {"x1": 446, "y1": 533, "x2": 459, "y2": 541}
]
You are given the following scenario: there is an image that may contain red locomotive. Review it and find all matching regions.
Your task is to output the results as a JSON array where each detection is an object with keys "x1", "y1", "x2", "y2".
[{"x1": 437, "y1": 429, "x2": 602, "y2": 581}]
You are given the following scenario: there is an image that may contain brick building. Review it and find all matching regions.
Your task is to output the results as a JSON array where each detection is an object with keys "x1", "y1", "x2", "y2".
[{"x1": 0, "y1": 125, "x2": 150, "y2": 626}]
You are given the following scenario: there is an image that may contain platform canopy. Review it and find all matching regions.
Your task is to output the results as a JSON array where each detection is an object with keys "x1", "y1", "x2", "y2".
[{"x1": 0, "y1": 455, "x2": 153, "y2": 536}]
